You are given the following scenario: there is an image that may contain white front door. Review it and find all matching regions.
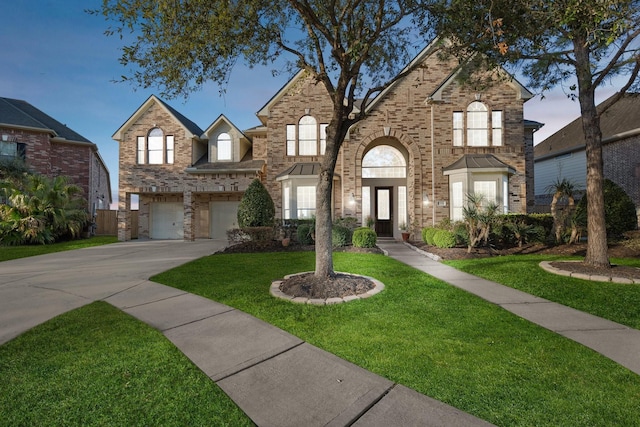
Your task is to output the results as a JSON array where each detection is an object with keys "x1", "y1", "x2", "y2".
[{"x1": 150, "y1": 202, "x2": 184, "y2": 239}]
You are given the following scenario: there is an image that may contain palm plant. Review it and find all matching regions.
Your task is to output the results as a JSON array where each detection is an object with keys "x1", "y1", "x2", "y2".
[
  {"x1": 462, "y1": 193, "x2": 500, "y2": 253},
  {"x1": 546, "y1": 178, "x2": 579, "y2": 244},
  {"x1": 0, "y1": 174, "x2": 88, "y2": 245}
]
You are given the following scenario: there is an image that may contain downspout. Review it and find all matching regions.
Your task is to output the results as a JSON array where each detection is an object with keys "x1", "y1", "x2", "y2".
[{"x1": 430, "y1": 104, "x2": 436, "y2": 226}]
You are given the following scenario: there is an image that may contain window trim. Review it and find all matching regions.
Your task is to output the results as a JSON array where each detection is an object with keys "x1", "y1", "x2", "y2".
[
  {"x1": 136, "y1": 127, "x2": 174, "y2": 165},
  {"x1": 286, "y1": 115, "x2": 328, "y2": 157},
  {"x1": 452, "y1": 102, "x2": 503, "y2": 147},
  {"x1": 217, "y1": 132, "x2": 232, "y2": 161}
]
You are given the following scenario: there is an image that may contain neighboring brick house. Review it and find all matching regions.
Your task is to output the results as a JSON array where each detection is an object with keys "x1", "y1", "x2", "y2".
[
  {"x1": 0, "y1": 97, "x2": 112, "y2": 214},
  {"x1": 534, "y1": 93, "x2": 640, "y2": 223},
  {"x1": 115, "y1": 43, "x2": 537, "y2": 241}
]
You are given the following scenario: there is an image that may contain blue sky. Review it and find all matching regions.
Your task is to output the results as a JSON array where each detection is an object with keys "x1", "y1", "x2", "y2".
[{"x1": 1, "y1": 1, "x2": 619, "y2": 208}]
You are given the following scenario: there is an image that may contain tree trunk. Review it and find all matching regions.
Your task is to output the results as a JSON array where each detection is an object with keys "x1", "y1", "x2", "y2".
[
  {"x1": 574, "y1": 38, "x2": 610, "y2": 268},
  {"x1": 314, "y1": 115, "x2": 349, "y2": 281}
]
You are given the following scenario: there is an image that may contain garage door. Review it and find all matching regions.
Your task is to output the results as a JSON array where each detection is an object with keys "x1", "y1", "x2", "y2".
[
  {"x1": 210, "y1": 201, "x2": 240, "y2": 239},
  {"x1": 150, "y1": 202, "x2": 184, "y2": 239}
]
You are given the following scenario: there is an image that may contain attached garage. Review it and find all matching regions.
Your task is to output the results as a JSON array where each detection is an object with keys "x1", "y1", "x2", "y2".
[
  {"x1": 150, "y1": 202, "x2": 184, "y2": 239},
  {"x1": 210, "y1": 201, "x2": 240, "y2": 239}
]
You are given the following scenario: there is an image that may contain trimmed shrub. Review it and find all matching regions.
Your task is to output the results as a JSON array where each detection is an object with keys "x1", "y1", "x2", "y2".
[
  {"x1": 237, "y1": 179, "x2": 275, "y2": 228},
  {"x1": 352, "y1": 227, "x2": 377, "y2": 248},
  {"x1": 422, "y1": 227, "x2": 438, "y2": 246},
  {"x1": 241, "y1": 226, "x2": 274, "y2": 242},
  {"x1": 433, "y1": 229, "x2": 457, "y2": 248},
  {"x1": 297, "y1": 223, "x2": 314, "y2": 244},
  {"x1": 332, "y1": 225, "x2": 351, "y2": 247},
  {"x1": 574, "y1": 179, "x2": 638, "y2": 238}
]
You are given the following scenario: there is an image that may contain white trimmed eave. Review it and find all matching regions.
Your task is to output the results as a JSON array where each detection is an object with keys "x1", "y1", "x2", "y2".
[
  {"x1": 0, "y1": 122, "x2": 57, "y2": 136},
  {"x1": 426, "y1": 59, "x2": 533, "y2": 104},
  {"x1": 365, "y1": 39, "x2": 440, "y2": 114},
  {"x1": 276, "y1": 173, "x2": 318, "y2": 182},
  {"x1": 112, "y1": 95, "x2": 200, "y2": 141},
  {"x1": 51, "y1": 136, "x2": 96, "y2": 148},
  {"x1": 185, "y1": 167, "x2": 261, "y2": 174},
  {"x1": 256, "y1": 69, "x2": 308, "y2": 124}
]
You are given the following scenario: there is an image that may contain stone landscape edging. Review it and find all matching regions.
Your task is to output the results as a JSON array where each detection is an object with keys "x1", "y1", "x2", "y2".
[
  {"x1": 539, "y1": 260, "x2": 640, "y2": 284},
  {"x1": 270, "y1": 271, "x2": 385, "y2": 305}
]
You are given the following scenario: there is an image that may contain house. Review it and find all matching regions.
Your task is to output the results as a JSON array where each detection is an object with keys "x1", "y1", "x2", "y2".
[
  {"x1": 0, "y1": 97, "x2": 112, "y2": 214},
  {"x1": 534, "y1": 93, "x2": 640, "y2": 222},
  {"x1": 114, "y1": 43, "x2": 537, "y2": 241}
]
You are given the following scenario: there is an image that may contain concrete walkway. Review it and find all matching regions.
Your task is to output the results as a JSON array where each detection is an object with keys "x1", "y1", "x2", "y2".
[
  {"x1": 2, "y1": 239, "x2": 638, "y2": 425},
  {"x1": 378, "y1": 241, "x2": 640, "y2": 376},
  {"x1": 0, "y1": 240, "x2": 492, "y2": 427}
]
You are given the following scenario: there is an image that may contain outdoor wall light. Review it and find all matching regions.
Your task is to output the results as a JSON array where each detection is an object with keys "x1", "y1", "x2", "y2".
[
  {"x1": 349, "y1": 192, "x2": 356, "y2": 205},
  {"x1": 423, "y1": 193, "x2": 430, "y2": 206}
]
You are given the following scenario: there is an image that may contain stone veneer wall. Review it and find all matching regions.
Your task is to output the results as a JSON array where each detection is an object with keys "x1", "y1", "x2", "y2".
[
  {"x1": 119, "y1": 101, "x2": 257, "y2": 239},
  {"x1": 260, "y1": 74, "x2": 337, "y2": 219}
]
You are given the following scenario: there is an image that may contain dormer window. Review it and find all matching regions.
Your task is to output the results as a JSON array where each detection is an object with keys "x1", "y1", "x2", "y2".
[
  {"x1": 452, "y1": 102, "x2": 502, "y2": 147},
  {"x1": 137, "y1": 127, "x2": 174, "y2": 165},
  {"x1": 217, "y1": 132, "x2": 232, "y2": 161},
  {"x1": 286, "y1": 115, "x2": 328, "y2": 156}
]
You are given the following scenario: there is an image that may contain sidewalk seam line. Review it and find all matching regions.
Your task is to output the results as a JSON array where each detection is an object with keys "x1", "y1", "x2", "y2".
[{"x1": 213, "y1": 341, "x2": 306, "y2": 383}]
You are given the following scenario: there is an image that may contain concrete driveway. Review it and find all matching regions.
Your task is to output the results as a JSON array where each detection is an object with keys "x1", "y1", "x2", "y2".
[{"x1": 0, "y1": 239, "x2": 226, "y2": 345}]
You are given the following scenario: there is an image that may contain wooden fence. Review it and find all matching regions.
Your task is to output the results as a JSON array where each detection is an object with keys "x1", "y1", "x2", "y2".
[{"x1": 95, "y1": 210, "x2": 138, "y2": 238}]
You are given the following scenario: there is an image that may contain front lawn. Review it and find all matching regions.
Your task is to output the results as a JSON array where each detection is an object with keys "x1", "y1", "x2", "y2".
[
  {"x1": 0, "y1": 236, "x2": 118, "y2": 262},
  {"x1": 445, "y1": 255, "x2": 640, "y2": 329},
  {"x1": 151, "y1": 252, "x2": 640, "y2": 427},
  {"x1": 0, "y1": 302, "x2": 252, "y2": 426}
]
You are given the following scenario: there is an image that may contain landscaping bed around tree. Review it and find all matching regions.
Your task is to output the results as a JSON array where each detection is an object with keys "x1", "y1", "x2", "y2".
[{"x1": 412, "y1": 230, "x2": 640, "y2": 281}]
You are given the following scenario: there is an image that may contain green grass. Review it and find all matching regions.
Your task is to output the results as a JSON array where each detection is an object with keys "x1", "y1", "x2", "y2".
[
  {"x1": 0, "y1": 302, "x2": 253, "y2": 426},
  {"x1": 444, "y1": 255, "x2": 640, "y2": 329},
  {"x1": 152, "y1": 252, "x2": 640, "y2": 426},
  {"x1": 0, "y1": 236, "x2": 119, "y2": 262}
]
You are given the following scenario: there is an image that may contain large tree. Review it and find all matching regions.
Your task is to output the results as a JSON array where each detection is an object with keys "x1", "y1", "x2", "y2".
[
  {"x1": 433, "y1": 0, "x2": 640, "y2": 268},
  {"x1": 96, "y1": 0, "x2": 434, "y2": 285}
]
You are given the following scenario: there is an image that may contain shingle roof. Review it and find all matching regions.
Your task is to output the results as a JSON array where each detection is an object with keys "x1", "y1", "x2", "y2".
[
  {"x1": 0, "y1": 97, "x2": 92, "y2": 143},
  {"x1": 443, "y1": 154, "x2": 515, "y2": 173},
  {"x1": 155, "y1": 98, "x2": 204, "y2": 136},
  {"x1": 534, "y1": 92, "x2": 640, "y2": 160}
]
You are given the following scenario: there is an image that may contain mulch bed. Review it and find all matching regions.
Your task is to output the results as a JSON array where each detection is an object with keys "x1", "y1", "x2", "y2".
[{"x1": 279, "y1": 272, "x2": 374, "y2": 299}]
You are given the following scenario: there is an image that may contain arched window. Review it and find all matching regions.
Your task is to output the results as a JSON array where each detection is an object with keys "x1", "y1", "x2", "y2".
[
  {"x1": 362, "y1": 146, "x2": 407, "y2": 178},
  {"x1": 217, "y1": 132, "x2": 232, "y2": 161},
  {"x1": 298, "y1": 116, "x2": 318, "y2": 155},
  {"x1": 285, "y1": 115, "x2": 328, "y2": 156},
  {"x1": 466, "y1": 101, "x2": 488, "y2": 146},
  {"x1": 136, "y1": 127, "x2": 174, "y2": 164},
  {"x1": 147, "y1": 127, "x2": 164, "y2": 164}
]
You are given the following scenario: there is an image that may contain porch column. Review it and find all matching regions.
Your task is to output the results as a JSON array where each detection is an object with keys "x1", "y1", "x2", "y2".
[
  {"x1": 117, "y1": 192, "x2": 131, "y2": 242},
  {"x1": 184, "y1": 190, "x2": 195, "y2": 241}
]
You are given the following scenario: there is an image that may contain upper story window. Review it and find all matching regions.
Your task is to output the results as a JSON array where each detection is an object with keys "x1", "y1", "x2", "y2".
[
  {"x1": 452, "y1": 102, "x2": 502, "y2": 147},
  {"x1": 217, "y1": 132, "x2": 232, "y2": 161},
  {"x1": 286, "y1": 115, "x2": 328, "y2": 156},
  {"x1": 137, "y1": 127, "x2": 174, "y2": 165}
]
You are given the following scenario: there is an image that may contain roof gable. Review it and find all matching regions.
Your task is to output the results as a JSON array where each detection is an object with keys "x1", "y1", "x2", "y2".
[
  {"x1": 256, "y1": 70, "x2": 308, "y2": 124},
  {"x1": 534, "y1": 92, "x2": 640, "y2": 160},
  {"x1": 428, "y1": 62, "x2": 533, "y2": 103},
  {"x1": 201, "y1": 114, "x2": 249, "y2": 141},
  {"x1": 112, "y1": 95, "x2": 203, "y2": 140}
]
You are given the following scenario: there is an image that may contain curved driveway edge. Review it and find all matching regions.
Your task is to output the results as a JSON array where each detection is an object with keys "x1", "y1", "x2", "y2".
[{"x1": 0, "y1": 239, "x2": 494, "y2": 427}]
